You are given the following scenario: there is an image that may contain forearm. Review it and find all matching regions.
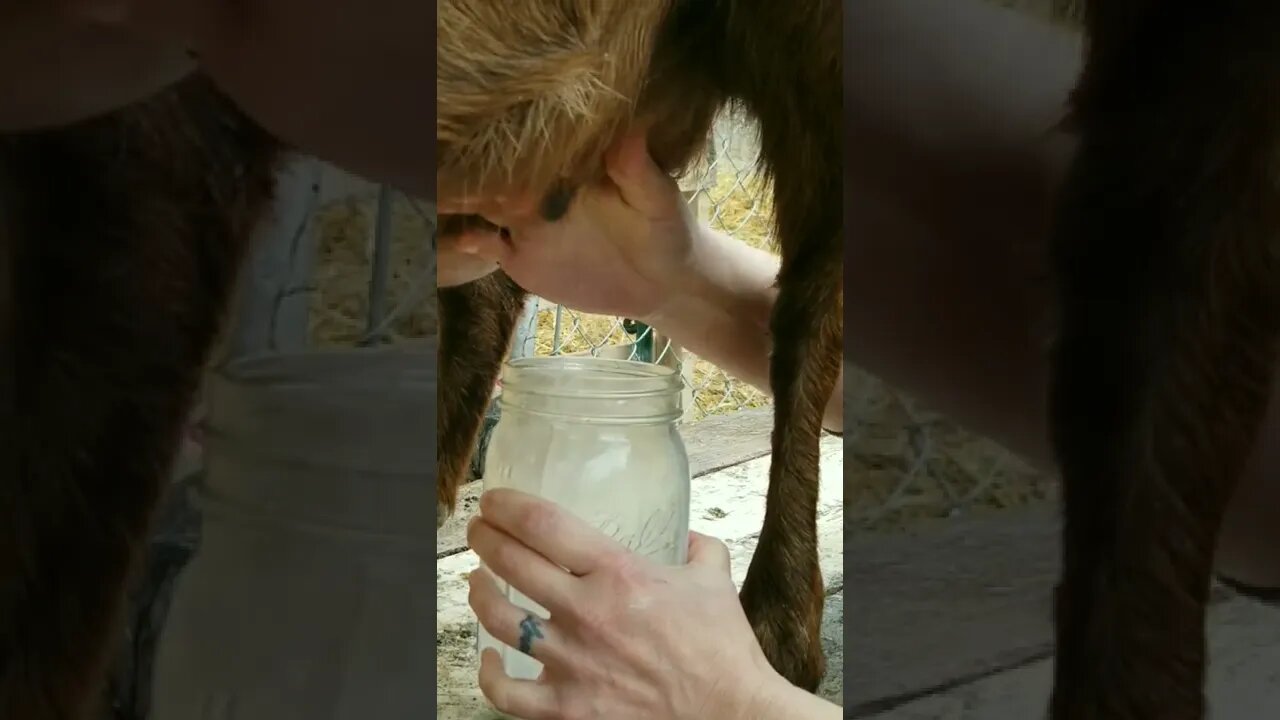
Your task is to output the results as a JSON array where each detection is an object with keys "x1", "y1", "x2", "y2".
[{"x1": 643, "y1": 224, "x2": 844, "y2": 433}]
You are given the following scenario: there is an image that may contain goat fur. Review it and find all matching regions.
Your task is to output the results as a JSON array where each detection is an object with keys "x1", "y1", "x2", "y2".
[
  {"x1": 437, "y1": 0, "x2": 842, "y2": 691},
  {"x1": 0, "y1": 77, "x2": 282, "y2": 718}
]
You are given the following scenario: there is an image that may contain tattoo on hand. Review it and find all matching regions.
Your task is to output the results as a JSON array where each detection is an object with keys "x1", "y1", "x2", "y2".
[{"x1": 518, "y1": 613, "x2": 545, "y2": 656}]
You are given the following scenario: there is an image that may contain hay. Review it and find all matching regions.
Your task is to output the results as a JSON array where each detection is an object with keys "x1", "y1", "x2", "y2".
[
  {"x1": 308, "y1": 194, "x2": 437, "y2": 347},
  {"x1": 844, "y1": 366, "x2": 1054, "y2": 533},
  {"x1": 847, "y1": 0, "x2": 1071, "y2": 532}
]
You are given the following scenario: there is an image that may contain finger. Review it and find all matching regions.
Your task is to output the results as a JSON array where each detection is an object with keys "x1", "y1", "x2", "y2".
[
  {"x1": 436, "y1": 192, "x2": 489, "y2": 215},
  {"x1": 436, "y1": 171, "x2": 495, "y2": 214},
  {"x1": 435, "y1": 188, "x2": 509, "y2": 220},
  {"x1": 435, "y1": 252, "x2": 499, "y2": 288},
  {"x1": 467, "y1": 514, "x2": 582, "y2": 616},
  {"x1": 478, "y1": 648, "x2": 559, "y2": 720},
  {"x1": 468, "y1": 566, "x2": 566, "y2": 666},
  {"x1": 438, "y1": 226, "x2": 496, "y2": 252},
  {"x1": 438, "y1": 187, "x2": 542, "y2": 224},
  {"x1": 453, "y1": 229, "x2": 513, "y2": 263},
  {"x1": 493, "y1": 191, "x2": 545, "y2": 224},
  {"x1": 479, "y1": 488, "x2": 629, "y2": 576},
  {"x1": 686, "y1": 530, "x2": 731, "y2": 571},
  {"x1": 604, "y1": 124, "x2": 672, "y2": 214}
]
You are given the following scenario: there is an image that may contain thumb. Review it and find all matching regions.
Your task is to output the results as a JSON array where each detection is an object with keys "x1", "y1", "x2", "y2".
[
  {"x1": 686, "y1": 531, "x2": 731, "y2": 572},
  {"x1": 604, "y1": 126, "x2": 673, "y2": 214},
  {"x1": 449, "y1": 229, "x2": 512, "y2": 264}
]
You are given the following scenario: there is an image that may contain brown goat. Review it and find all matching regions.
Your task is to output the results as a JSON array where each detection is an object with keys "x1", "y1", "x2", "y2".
[
  {"x1": 0, "y1": 76, "x2": 283, "y2": 718},
  {"x1": 437, "y1": 0, "x2": 842, "y2": 691},
  {"x1": 1042, "y1": 1, "x2": 1280, "y2": 718}
]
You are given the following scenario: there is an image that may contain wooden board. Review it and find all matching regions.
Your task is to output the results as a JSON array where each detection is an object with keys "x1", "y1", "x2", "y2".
[
  {"x1": 859, "y1": 596, "x2": 1280, "y2": 719},
  {"x1": 847, "y1": 501, "x2": 1240, "y2": 718},
  {"x1": 847, "y1": 505, "x2": 1061, "y2": 715}
]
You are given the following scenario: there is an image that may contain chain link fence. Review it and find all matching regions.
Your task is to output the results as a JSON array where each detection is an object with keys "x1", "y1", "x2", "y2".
[{"x1": 843, "y1": 367, "x2": 1053, "y2": 533}]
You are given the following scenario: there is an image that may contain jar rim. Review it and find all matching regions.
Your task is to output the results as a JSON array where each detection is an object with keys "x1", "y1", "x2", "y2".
[
  {"x1": 214, "y1": 344, "x2": 437, "y2": 388},
  {"x1": 501, "y1": 356, "x2": 681, "y2": 400}
]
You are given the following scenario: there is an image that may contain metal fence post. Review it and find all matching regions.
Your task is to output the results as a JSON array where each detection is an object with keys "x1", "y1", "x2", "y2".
[
  {"x1": 509, "y1": 295, "x2": 540, "y2": 360},
  {"x1": 362, "y1": 185, "x2": 395, "y2": 345},
  {"x1": 215, "y1": 154, "x2": 323, "y2": 365}
]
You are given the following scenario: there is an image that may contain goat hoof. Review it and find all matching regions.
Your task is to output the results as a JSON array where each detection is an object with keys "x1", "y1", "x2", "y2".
[{"x1": 740, "y1": 561, "x2": 827, "y2": 693}]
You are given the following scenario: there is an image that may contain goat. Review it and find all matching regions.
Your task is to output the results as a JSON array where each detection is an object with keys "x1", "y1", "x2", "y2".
[
  {"x1": 0, "y1": 76, "x2": 283, "y2": 718},
  {"x1": 1039, "y1": 0, "x2": 1280, "y2": 717},
  {"x1": 436, "y1": 0, "x2": 843, "y2": 691}
]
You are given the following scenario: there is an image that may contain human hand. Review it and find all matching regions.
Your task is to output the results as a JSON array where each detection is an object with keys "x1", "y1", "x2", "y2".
[
  {"x1": 466, "y1": 488, "x2": 787, "y2": 720},
  {"x1": 436, "y1": 230, "x2": 501, "y2": 288},
  {"x1": 436, "y1": 128, "x2": 699, "y2": 321}
]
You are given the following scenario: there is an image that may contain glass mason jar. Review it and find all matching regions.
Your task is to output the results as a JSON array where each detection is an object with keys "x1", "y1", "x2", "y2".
[
  {"x1": 475, "y1": 356, "x2": 691, "y2": 683},
  {"x1": 150, "y1": 346, "x2": 435, "y2": 720}
]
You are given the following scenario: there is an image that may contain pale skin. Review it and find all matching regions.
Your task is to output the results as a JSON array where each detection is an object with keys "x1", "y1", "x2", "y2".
[{"x1": 466, "y1": 489, "x2": 840, "y2": 720}]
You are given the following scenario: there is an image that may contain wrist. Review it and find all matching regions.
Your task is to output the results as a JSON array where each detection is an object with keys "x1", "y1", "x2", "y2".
[
  {"x1": 735, "y1": 669, "x2": 840, "y2": 720},
  {"x1": 635, "y1": 226, "x2": 713, "y2": 328},
  {"x1": 738, "y1": 671, "x2": 792, "y2": 720},
  {"x1": 636, "y1": 273, "x2": 720, "y2": 336},
  {"x1": 697, "y1": 663, "x2": 785, "y2": 720},
  {"x1": 638, "y1": 223, "x2": 774, "y2": 332}
]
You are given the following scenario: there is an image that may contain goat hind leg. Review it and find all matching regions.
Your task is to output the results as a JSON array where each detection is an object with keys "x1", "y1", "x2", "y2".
[
  {"x1": 1047, "y1": 10, "x2": 1280, "y2": 717},
  {"x1": 0, "y1": 86, "x2": 277, "y2": 718},
  {"x1": 739, "y1": 244, "x2": 842, "y2": 693},
  {"x1": 436, "y1": 272, "x2": 527, "y2": 527}
]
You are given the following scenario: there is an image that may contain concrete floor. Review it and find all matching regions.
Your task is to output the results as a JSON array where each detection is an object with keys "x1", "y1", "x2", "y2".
[
  {"x1": 435, "y1": 430, "x2": 844, "y2": 719},
  {"x1": 848, "y1": 503, "x2": 1280, "y2": 719},
  {"x1": 858, "y1": 596, "x2": 1280, "y2": 719}
]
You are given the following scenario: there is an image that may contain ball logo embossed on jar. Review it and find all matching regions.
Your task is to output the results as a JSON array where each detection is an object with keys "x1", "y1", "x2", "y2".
[
  {"x1": 594, "y1": 506, "x2": 682, "y2": 562},
  {"x1": 473, "y1": 356, "x2": 692, "y2": 687}
]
